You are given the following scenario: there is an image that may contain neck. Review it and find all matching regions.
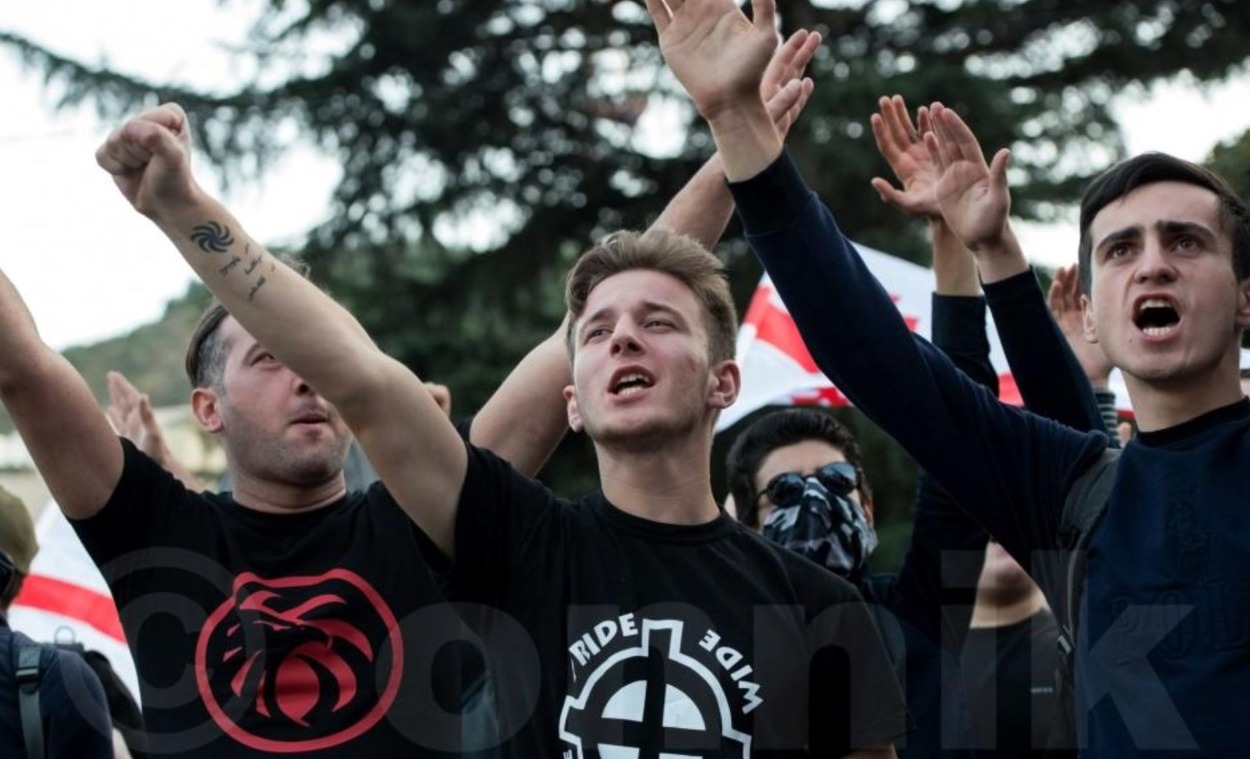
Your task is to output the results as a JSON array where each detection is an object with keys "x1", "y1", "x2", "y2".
[
  {"x1": 229, "y1": 470, "x2": 348, "y2": 514},
  {"x1": 970, "y1": 583, "x2": 1047, "y2": 629},
  {"x1": 1126, "y1": 351, "x2": 1243, "y2": 431},
  {"x1": 594, "y1": 431, "x2": 719, "y2": 525}
]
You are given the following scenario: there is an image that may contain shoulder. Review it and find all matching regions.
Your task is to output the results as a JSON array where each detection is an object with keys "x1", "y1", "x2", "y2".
[
  {"x1": 77, "y1": 437, "x2": 210, "y2": 524},
  {"x1": 461, "y1": 441, "x2": 562, "y2": 510}
]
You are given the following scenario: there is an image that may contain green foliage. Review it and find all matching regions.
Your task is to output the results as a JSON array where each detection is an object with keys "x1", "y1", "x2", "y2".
[
  {"x1": 1206, "y1": 130, "x2": 1250, "y2": 349},
  {"x1": 1207, "y1": 127, "x2": 1250, "y2": 202},
  {"x1": 6, "y1": 0, "x2": 1250, "y2": 541}
]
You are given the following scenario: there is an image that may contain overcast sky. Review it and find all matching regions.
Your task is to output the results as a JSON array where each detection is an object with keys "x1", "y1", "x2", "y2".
[{"x1": 3, "y1": 1, "x2": 1250, "y2": 350}]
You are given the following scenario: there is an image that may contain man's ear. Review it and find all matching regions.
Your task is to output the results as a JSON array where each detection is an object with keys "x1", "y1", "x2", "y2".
[
  {"x1": 563, "y1": 384, "x2": 584, "y2": 433},
  {"x1": 1081, "y1": 292, "x2": 1099, "y2": 344},
  {"x1": 191, "y1": 387, "x2": 225, "y2": 433},
  {"x1": 1236, "y1": 276, "x2": 1250, "y2": 330},
  {"x1": 708, "y1": 360, "x2": 740, "y2": 411}
]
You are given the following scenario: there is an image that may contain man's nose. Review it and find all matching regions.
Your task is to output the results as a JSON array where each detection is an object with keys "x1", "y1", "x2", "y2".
[
  {"x1": 1134, "y1": 237, "x2": 1179, "y2": 283},
  {"x1": 610, "y1": 319, "x2": 643, "y2": 355}
]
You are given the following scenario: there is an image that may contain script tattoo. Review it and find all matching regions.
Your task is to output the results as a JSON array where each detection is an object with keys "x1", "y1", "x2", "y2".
[
  {"x1": 247, "y1": 276, "x2": 267, "y2": 302},
  {"x1": 244, "y1": 257, "x2": 260, "y2": 276},
  {"x1": 219, "y1": 257, "x2": 241, "y2": 276},
  {"x1": 190, "y1": 222, "x2": 235, "y2": 254}
]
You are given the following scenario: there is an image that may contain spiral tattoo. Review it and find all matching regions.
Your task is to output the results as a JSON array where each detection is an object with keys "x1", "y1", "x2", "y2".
[{"x1": 190, "y1": 222, "x2": 235, "y2": 254}]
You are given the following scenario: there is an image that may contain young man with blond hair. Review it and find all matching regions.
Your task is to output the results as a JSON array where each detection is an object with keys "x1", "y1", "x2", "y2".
[{"x1": 95, "y1": 74, "x2": 906, "y2": 759}]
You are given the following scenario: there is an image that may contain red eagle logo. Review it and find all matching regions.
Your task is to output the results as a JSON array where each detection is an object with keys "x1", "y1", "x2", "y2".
[{"x1": 195, "y1": 569, "x2": 403, "y2": 752}]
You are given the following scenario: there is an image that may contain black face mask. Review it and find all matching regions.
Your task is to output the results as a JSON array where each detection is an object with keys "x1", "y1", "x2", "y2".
[{"x1": 760, "y1": 474, "x2": 877, "y2": 577}]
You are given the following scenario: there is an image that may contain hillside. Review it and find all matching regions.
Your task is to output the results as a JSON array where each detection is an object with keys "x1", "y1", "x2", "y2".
[{"x1": 0, "y1": 283, "x2": 213, "y2": 432}]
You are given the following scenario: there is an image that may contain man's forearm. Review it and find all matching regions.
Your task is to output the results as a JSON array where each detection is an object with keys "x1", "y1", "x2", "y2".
[
  {"x1": 0, "y1": 271, "x2": 123, "y2": 518},
  {"x1": 707, "y1": 103, "x2": 784, "y2": 183},
  {"x1": 149, "y1": 192, "x2": 380, "y2": 409},
  {"x1": 651, "y1": 154, "x2": 736, "y2": 250},
  {"x1": 471, "y1": 324, "x2": 570, "y2": 478},
  {"x1": 931, "y1": 220, "x2": 979, "y2": 297}
]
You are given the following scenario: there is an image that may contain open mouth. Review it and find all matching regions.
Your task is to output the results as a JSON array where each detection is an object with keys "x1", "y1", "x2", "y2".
[
  {"x1": 611, "y1": 371, "x2": 654, "y2": 397},
  {"x1": 1134, "y1": 297, "x2": 1180, "y2": 337}
]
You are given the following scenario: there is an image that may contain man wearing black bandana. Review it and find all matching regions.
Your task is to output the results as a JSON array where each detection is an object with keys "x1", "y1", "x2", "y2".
[
  {"x1": 727, "y1": 405, "x2": 988, "y2": 759},
  {"x1": 728, "y1": 412, "x2": 879, "y2": 581}
]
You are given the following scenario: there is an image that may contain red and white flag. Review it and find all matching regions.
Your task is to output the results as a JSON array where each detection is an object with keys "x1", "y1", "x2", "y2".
[
  {"x1": 717, "y1": 242, "x2": 1133, "y2": 431},
  {"x1": 9, "y1": 503, "x2": 139, "y2": 703}
]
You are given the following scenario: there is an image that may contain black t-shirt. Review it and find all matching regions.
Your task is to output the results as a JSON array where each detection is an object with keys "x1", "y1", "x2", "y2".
[
  {"x1": 452, "y1": 444, "x2": 908, "y2": 757},
  {"x1": 70, "y1": 439, "x2": 471, "y2": 758},
  {"x1": 0, "y1": 621, "x2": 113, "y2": 758},
  {"x1": 960, "y1": 609, "x2": 1061, "y2": 756}
]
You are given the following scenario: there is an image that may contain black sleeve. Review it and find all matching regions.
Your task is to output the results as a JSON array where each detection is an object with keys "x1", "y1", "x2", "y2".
[
  {"x1": 931, "y1": 293, "x2": 998, "y2": 395},
  {"x1": 41, "y1": 649, "x2": 114, "y2": 758},
  {"x1": 450, "y1": 441, "x2": 563, "y2": 607},
  {"x1": 729, "y1": 150, "x2": 1108, "y2": 574},
  {"x1": 983, "y1": 268, "x2": 1109, "y2": 436},
  {"x1": 68, "y1": 438, "x2": 195, "y2": 574}
]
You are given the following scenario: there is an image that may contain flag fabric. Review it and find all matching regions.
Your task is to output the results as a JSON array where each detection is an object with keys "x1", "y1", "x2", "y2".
[
  {"x1": 717, "y1": 242, "x2": 1135, "y2": 431},
  {"x1": 9, "y1": 503, "x2": 139, "y2": 703}
]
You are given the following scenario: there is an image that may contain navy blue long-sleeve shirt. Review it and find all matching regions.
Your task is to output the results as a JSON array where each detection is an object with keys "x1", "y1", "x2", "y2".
[{"x1": 730, "y1": 150, "x2": 1250, "y2": 755}]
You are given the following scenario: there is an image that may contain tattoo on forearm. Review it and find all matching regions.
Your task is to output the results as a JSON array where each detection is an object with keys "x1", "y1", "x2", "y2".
[
  {"x1": 247, "y1": 276, "x2": 267, "y2": 302},
  {"x1": 190, "y1": 222, "x2": 235, "y2": 253},
  {"x1": 244, "y1": 257, "x2": 259, "y2": 275},
  {"x1": 219, "y1": 256, "x2": 241, "y2": 276}
]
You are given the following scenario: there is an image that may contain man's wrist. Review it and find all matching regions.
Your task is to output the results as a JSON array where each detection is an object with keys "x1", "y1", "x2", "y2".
[
  {"x1": 146, "y1": 181, "x2": 211, "y2": 228},
  {"x1": 706, "y1": 101, "x2": 783, "y2": 182},
  {"x1": 972, "y1": 225, "x2": 1030, "y2": 284}
]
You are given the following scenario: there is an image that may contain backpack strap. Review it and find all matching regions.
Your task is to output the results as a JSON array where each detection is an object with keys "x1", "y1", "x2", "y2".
[
  {"x1": 1056, "y1": 447, "x2": 1121, "y2": 657},
  {"x1": 1045, "y1": 446, "x2": 1120, "y2": 752},
  {"x1": 14, "y1": 644, "x2": 44, "y2": 759}
]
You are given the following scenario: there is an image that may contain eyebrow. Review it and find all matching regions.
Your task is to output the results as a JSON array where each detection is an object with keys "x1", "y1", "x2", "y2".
[
  {"x1": 1157, "y1": 219, "x2": 1217, "y2": 243},
  {"x1": 1093, "y1": 225, "x2": 1142, "y2": 256},
  {"x1": 1094, "y1": 219, "x2": 1219, "y2": 256},
  {"x1": 577, "y1": 300, "x2": 688, "y2": 340}
]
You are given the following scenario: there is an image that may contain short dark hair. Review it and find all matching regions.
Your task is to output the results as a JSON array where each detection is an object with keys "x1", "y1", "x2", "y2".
[
  {"x1": 1078, "y1": 152, "x2": 1250, "y2": 294},
  {"x1": 725, "y1": 408, "x2": 871, "y2": 529},
  {"x1": 564, "y1": 229, "x2": 738, "y2": 364},
  {"x1": 185, "y1": 301, "x2": 231, "y2": 390}
]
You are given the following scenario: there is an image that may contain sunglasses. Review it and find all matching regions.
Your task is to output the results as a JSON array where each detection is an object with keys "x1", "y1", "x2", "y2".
[{"x1": 756, "y1": 461, "x2": 859, "y2": 507}]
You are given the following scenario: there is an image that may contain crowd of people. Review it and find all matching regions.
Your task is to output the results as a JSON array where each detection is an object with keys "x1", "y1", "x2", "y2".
[{"x1": 0, "y1": 0, "x2": 1244, "y2": 755}]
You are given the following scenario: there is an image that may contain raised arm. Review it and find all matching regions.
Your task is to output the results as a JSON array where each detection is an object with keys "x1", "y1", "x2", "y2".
[
  {"x1": 645, "y1": 0, "x2": 784, "y2": 182},
  {"x1": 871, "y1": 94, "x2": 987, "y2": 649},
  {"x1": 469, "y1": 323, "x2": 570, "y2": 478},
  {"x1": 926, "y1": 105, "x2": 1109, "y2": 436},
  {"x1": 652, "y1": 28, "x2": 819, "y2": 247},
  {"x1": 96, "y1": 104, "x2": 465, "y2": 554},
  {"x1": 472, "y1": 34, "x2": 819, "y2": 477},
  {"x1": 0, "y1": 271, "x2": 123, "y2": 519},
  {"x1": 925, "y1": 102, "x2": 1024, "y2": 283},
  {"x1": 650, "y1": 0, "x2": 1106, "y2": 567}
]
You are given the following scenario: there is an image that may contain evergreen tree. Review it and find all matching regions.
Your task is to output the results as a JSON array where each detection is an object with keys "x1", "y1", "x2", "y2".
[{"x1": 5, "y1": 0, "x2": 1250, "y2": 555}]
